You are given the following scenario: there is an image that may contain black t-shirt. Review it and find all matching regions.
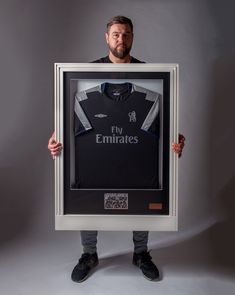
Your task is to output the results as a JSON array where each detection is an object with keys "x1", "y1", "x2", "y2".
[
  {"x1": 92, "y1": 55, "x2": 145, "y2": 63},
  {"x1": 74, "y1": 82, "x2": 160, "y2": 189}
]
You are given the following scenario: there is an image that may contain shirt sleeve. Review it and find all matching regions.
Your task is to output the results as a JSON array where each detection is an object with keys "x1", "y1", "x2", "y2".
[
  {"x1": 140, "y1": 91, "x2": 161, "y2": 137},
  {"x1": 74, "y1": 91, "x2": 93, "y2": 136}
]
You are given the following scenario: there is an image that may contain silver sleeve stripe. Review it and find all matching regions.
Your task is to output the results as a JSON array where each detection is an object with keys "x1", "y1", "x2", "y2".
[
  {"x1": 75, "y1": 85, "x2": 102, "y2": 102},
  {"x1": 75, "y1": 91, "x2": 88, "y2": 101},
  {"x1": 141, "y1": 94, "x2": 160, "y2": 132},
  {"x1": 86, "y1": 84, "x2": 102, "y2": 94},
  {"x1": 74, "y1": 85, "x2": 101, "y2": 132},
  {"x1": 74, "y1": 99, "x2": 92, "y2": 131},
  {"x1": 132, "y1": 84, "x2": 159, "y2": 102}
]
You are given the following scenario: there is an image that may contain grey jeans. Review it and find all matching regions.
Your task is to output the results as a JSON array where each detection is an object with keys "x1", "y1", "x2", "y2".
[{"x1": 80, "y1": 230, "x2": 149, "y2": 254}]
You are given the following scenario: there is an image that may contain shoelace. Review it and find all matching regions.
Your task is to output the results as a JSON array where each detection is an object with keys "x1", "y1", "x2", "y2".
[
  {"x1": 138, "y1": 251, "x2": 155, "y2": 267},
  {"x1": 78, "y1": 253, "x2": 93, "y2": 266}
]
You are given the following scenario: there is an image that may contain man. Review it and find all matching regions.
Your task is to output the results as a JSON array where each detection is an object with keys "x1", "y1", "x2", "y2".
[{"x1": 48, "y1": 16, "x2": 185, "y2": 282}]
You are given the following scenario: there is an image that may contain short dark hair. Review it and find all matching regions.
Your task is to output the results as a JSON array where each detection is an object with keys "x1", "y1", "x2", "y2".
[{"x1": 107, "y1": 16, "x2": 133, "y2": 33}]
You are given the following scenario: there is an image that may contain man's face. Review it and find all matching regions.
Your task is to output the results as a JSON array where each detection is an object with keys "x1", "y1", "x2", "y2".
[{"x1": 106, "y1": 24, "x2": 133, "y2": 58}]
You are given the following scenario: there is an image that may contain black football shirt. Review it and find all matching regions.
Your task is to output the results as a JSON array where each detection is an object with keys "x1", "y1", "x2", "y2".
[{"x1": 74, "y1": 82, "x2": 161, "y2": 189}]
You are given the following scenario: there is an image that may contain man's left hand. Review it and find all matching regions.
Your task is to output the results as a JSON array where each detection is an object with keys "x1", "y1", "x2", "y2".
[{"x1": 172, "y1": 134, "x2": 185, "y2": 158}]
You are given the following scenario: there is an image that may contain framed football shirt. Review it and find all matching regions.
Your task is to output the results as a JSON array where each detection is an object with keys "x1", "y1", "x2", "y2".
[{"x1": 54, "y1": 63, "x2": 179, "y2": 231}]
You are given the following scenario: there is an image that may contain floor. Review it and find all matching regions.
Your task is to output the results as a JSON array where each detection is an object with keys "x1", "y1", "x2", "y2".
[{"x1": 0, "y1": 229, "x2": 234, "y2": 295}]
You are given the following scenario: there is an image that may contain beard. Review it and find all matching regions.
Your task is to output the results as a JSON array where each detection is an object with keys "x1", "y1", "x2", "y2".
[{"x1": 108, "y1": 43, "x2": 132, "y2": 58}]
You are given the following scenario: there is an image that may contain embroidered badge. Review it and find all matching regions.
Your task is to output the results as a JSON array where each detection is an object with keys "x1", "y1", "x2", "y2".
[{"x1": 128, "y1": 111, "x2": 136, "y2": 122}]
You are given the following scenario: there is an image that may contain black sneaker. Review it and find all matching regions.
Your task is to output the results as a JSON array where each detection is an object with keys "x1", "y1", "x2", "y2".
[
  {"x1": 133, "y1": 251, "x2": 160, "y2": 281},
  {"x1": 71, "y1": 252, "x2": 99, "y2": 283}
]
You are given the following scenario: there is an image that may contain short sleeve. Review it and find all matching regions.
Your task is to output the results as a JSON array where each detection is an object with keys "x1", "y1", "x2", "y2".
[
  {"x1": 140, "y1": 92, "x2": 161, "y2": 137},
  {"x1": 74, "y1": 92, "x2": 92, "y2": 136}
]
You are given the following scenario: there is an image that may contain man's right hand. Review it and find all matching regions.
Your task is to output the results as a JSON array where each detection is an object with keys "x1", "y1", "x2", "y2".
[{"x1": 48, "y1": 132, "x2": 62, "y2": 159}]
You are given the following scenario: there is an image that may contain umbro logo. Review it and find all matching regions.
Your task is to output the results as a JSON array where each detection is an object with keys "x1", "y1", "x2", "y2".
[{"x1": 94, "y1": 113, "x2": 108, "y2": 118}]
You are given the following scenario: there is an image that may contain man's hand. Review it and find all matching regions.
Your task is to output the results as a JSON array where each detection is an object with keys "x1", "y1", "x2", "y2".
[
  {"x1": 172, "y1": 133, "x2": 185, "y2": 158},
  {"x1": 48, "y1": 132, "x2": 185, "y2": 159},
  {"x1": 48, "y1": 132, "x2": 62, "y2": 160}
]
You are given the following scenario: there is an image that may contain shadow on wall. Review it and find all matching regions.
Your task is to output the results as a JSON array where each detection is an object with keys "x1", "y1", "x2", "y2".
[
  {"x1": 209, "y1": 55, "x2": 235, "y2": 274},
  {"x1": 0, "y1": 161, "x2": 51, "y2": 247},
  {"x1": 210, "y1": 177, "x2": 235, "y2": 273}
]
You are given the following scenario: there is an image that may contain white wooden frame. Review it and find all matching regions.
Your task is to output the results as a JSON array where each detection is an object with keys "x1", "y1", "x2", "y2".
[{"x1": 54, "y1": 63, "x2": 179, "y2": 231}]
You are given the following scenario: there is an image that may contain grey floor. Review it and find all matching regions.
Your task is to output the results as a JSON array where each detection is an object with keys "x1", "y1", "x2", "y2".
[{"x1": 1, "y1": 227, "x2": 234, "y2": 295}]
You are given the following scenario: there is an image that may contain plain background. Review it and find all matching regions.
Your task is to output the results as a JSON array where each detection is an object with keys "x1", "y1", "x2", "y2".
[{"x1": 0, "y1": 0, "x2": 235, "y2": 294}]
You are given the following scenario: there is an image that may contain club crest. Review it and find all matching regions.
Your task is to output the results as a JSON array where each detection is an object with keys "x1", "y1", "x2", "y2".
[{"x1": 128, "y1": 111, "x2": 136, "y2": 122}]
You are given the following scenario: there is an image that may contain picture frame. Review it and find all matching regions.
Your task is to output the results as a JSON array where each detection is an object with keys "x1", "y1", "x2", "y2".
[{"x1": 54, "y1": 63, "x2": 179, "y2": 231}]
